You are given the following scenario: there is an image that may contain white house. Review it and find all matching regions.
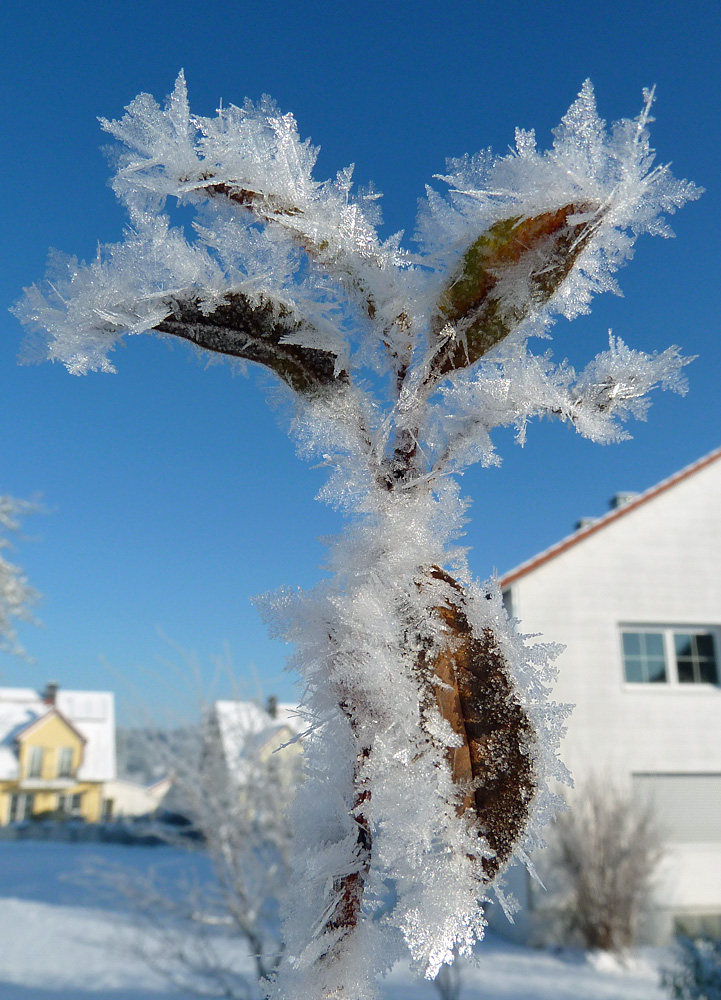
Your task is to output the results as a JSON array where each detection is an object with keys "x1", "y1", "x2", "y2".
[
  {"x1": 494, "y1": 446, "x2": 721, "y2": 943},
  {"x1": 211, "y1": 697, "x2": 304, "y2": 789},
  {"x1": 102, "y1": 775, "x2": 172, "y2": 819}
]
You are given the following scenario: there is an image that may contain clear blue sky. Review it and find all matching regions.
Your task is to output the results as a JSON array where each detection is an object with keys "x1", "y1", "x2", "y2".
[{"x1": 2, "y1": 0, "x2": 719, "y2": 725}]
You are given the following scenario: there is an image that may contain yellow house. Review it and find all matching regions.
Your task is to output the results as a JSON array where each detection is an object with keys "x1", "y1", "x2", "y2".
[{"x1": 0, "y1": 684, "x2": 116, "y2": 824}]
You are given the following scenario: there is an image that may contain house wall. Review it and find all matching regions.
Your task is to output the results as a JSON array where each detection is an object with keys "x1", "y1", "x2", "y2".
[
  {"x1": 72, "y1": 782, "x2": 104, "y2": 822},
  {"x1": 496, "y1": 456, "x2": 721, "y2": 942},
  {"x1": 103, "y1": 778, "x2": 171, "y2": 818},
  {"x1": 18, "y1": 714, "x2": 84, "y2": 783}
]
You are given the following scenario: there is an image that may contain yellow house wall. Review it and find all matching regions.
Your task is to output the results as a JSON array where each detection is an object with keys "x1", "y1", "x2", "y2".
[
  {"x1": 75, "y1": 782, "x2": 103, "y2": 822},
  {"x1": 0, "y1": 782, "x2": 16, "y2": 825},
  {"x1": 0, "y1": 781, "x2": 105, "y2": 824},
  {"x1": 18, "y1": 713, "x2": 84, "y2": 781},
  {"x1": 0, "y1": 712, "x2": 106, "y2": 824}
]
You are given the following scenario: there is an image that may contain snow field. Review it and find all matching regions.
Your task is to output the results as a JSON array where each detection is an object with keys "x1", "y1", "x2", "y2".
[{"x1": 0, "y1": 841, "x2": 668, "y2": 999}]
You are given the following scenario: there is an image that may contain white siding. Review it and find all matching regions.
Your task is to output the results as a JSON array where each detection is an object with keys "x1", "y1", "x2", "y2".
[
  {"x1": 499, "y1": 451, "x2": 721, "y2": 938},
  {"x1": 506, "y1": 455, "x2": 721, "y2": 785}
]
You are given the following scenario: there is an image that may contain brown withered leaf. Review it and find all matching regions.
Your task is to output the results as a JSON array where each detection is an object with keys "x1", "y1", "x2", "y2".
[
  {"x1": 153, "y1": 291, "x2": 347, "y2": 395},
  {"x1": 422, "y1": 568, "x2": 535, "y2": 882},
  {"x1": 431, "y1": 203, "x2": 600, "y2": 377}
]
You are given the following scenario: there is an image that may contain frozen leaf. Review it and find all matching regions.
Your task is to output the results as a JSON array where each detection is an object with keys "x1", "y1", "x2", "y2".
[
  {"x1": 418, "y1": 567, "x2": 535, "y2": 882},
  {"x1": 153, "y1": 291, "x2": 348, "y2": 394},
  {"x1": 431, "y1": 203, "x2": 600, "y2": 376}
]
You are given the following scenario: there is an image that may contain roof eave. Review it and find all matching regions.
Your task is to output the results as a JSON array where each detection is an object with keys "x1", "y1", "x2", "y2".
[{"x1": 500, "y1": 445, "x2": 721, "y2": 589}]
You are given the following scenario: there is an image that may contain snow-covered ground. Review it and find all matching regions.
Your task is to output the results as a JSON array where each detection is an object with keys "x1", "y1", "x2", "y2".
[{"x1": 0, "y1": 840, "x2": 670, "y2": 999}]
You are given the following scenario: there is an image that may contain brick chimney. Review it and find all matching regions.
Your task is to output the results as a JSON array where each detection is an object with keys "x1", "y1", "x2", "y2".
[{"x1": 42, "y1": 681, "x2": 59, "y2": 705}]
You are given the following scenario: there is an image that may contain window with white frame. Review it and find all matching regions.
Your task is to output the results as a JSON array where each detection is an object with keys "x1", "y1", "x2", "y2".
[
  {"x1": 26, "y1": 745, "x2": 44, "y2": 778},
  {"x1": 57, "y1": 747, "x2": 74, "y2": 778},
  {"x1": 621, "y1": 626, "x2": 719, "y2": 685},
  {"x1": 9, "y1": 793, "x2": 34, "y2": 822}
]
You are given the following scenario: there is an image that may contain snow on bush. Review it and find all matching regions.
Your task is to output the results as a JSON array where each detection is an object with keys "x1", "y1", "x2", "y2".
[{"x1": 14, "y1": 75, "x2": 700, "y2": 1000}]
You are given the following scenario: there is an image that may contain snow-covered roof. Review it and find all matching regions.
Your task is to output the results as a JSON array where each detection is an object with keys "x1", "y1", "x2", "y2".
[
  {"x1": 213, "y1": 700, "x2": 304, "y2": 778},
  {"x1": 56, "y1": 690, "x2": 116, "y2": 782},
  {"x1": 0, "y1": 687, "x2": 116, "y2": 782},
  {"x1": 500, "y1": 446, "x2": 721, "y2": 589}
]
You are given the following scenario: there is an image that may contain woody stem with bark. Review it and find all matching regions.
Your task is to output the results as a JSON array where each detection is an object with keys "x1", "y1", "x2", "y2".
[{"x1": 321, "y1": 742, "x2": 372, "y2": 956}]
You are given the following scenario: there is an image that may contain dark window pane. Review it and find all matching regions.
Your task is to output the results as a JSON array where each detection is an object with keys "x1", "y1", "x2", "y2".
[
  {"x1": 28, "y1": 747, "x2": 43, "y2": 778},
  {"x1": 622, "y1": 631, "x2": 668, "y2": 683},
  {"x1": 699, "y1": 659, "x2": 719, "y2": 684},
  {"x1": 648, "y1": 659, "x2": 667, "y2": 683},
  {"x1": 678, "y1": 660, "x2": 695, "y2": 683},
  {"x1": 625, "y1": 658, "x2": 644, "y2": 683},
  {"x1": 623, "y1": 633, "x2": 641, "y2": 655},
  {"x1": 645, "y1": 633, "x2": 665, "y2": 657},
  {"x1": 696, "y1": 634, "x2": 716, "y2": 658}
]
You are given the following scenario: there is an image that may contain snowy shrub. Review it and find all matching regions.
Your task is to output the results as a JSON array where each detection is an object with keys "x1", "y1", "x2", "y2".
[
  {"x1": 14, "y1": 75, "x2": 699, "y2": 999},
  {"x1": 541, "y1": 777, "x2": 663, "y2": 951},
  {"x1": 663, "y1": 936, "x2": 721, "y2": 1000}
]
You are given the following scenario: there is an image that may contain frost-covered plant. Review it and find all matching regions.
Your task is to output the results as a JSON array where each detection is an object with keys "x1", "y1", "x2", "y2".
[
  {"x1": 14, "y1": 75, "x2": 699, "y2": 1000},
  {"x1": 0, "y1": 495, "x2": 39, "y2": 657}
]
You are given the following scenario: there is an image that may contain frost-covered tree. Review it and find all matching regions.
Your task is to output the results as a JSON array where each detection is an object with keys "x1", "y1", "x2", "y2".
[
  {"x1": 0, "y1": 495, "x2": 39, "y2": 657},
  {"x1": 114, "y1": 702, "x2": 296, "y2": 999},
  {"x1": 14, "y1": 76, "x2": 699, "y2": 1000}
]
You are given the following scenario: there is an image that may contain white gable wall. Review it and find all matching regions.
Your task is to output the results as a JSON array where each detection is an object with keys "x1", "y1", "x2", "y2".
[
  {"x1": 212, "y1": 700, "x2": 303, "y2": 786},
  {"x1": 507, "y1": 456, "x2": 721, "y2": 782},
  {"x1": 499, "y1": 452, "x2": 721, "y2": 941}
]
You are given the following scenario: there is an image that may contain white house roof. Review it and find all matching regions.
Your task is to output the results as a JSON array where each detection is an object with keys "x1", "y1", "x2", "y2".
[
  {"x1": 500, "y1": 446, "x2": 721, "y2": 589},
  {"x1": 0, "y1": 686, "x2": 116, "y2": 782}
]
